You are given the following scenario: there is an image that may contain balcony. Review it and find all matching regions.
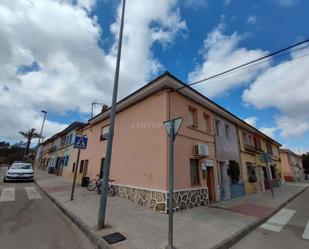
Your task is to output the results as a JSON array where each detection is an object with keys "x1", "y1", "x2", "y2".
[
  {"x1": 244, "y1": 144, "x2": 262, "y2": 153},
  {"x1": 48, "y1": 145, "x2": 57, "y2": 154}
]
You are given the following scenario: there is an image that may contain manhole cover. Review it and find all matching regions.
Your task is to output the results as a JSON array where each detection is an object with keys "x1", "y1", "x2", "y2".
[{"x1": 103, "y1": 232, "x2": 126, "y2": 244}]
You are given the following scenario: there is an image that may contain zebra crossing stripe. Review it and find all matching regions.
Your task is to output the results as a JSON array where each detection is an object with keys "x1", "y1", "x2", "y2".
[
  {"x1": 0, "y1": 187, "x2": 15, "y2": 202},
  {"x1": 302, "y1": 220, "x2": 309, "y2": 240},
  {"x1": 25, "y1": 187, "x2": 42, "y2": 200},
  {"x1": 260, "y1": 208, "x2": 296, "y2": 232}
]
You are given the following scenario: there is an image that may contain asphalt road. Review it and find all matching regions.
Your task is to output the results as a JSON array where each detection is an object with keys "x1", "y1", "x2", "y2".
[
  {"x1": 231, "y1": 187, "x2": 309, "y2": 249},
  {"x1": 0, "y1": 168, "x2": 94, "y2": 249}
]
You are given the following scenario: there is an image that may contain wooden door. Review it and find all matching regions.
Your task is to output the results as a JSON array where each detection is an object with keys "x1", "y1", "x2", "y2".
[
  {"x1": 83, "y1": 160, "x2": 89, "y2": 177},
  {"x1": 207, "y1": 167, "x2": 216, "y2": 203}
]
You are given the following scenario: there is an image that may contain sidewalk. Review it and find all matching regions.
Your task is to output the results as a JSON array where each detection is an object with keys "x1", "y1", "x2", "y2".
[
  {"x1": 34, "y1": 170, "x2": 308, "y2": 249},
  {"x1": 210, "y1": 182, "x2": 309, "y2": 218}
]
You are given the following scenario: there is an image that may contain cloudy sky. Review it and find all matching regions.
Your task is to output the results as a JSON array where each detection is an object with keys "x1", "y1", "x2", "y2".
[{"x1": 0, "y1": 0, "x2": 309, "y2": 153}]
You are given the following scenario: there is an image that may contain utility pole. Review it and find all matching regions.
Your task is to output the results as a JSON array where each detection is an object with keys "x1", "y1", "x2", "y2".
[{"x1": 97, "y1": 0, "x2": 126, "y2": 229}]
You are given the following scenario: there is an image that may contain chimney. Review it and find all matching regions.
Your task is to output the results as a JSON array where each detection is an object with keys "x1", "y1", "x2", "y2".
[{"x1": 101, "y1": 104, "x2": 108, "y2": 113}]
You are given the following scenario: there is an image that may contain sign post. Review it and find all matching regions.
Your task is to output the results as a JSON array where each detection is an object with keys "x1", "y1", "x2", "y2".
[
  {"x1": 70, "y1": 135, "x2": 88, "y2": 201},
  {"x1": 260, "y1": 152, "x2": 274, "y2": 199},
  {"x1": 163, "y1": 117, "x2": 183, "y2": 249}
]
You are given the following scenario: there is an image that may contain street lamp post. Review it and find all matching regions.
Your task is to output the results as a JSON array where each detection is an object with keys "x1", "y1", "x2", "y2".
[
  {"x1": 35, "y1": 110, "x2": 47, "y2": 168},
  {"x1": 97, "y1": 0, "x2": 126, "y2": 229},
  {"x1": 163, "y1": 117, "x2": 184, "y2": 249},
  {"x1": 38, "y1": 110, "x2": 47, "y2": 146}
]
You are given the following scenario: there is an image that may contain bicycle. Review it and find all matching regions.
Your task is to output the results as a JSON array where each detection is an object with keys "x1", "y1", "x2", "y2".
[{"x1": 87, "y1": 175, "x2": 115, "y2": 196}]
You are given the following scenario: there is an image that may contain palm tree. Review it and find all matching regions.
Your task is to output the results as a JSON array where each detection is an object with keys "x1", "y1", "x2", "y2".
[{"x1": 19, "y1": 128, "x2": 41, "y2": 159}]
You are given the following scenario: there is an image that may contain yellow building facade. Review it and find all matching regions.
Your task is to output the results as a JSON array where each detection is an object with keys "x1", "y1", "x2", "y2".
[{"x1": 238, "y1": 127, "x2": 281, "y2": 194}]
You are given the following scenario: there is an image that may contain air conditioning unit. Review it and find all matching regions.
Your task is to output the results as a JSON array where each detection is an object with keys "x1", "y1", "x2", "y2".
[{"x1": 194, "y1": 144, "x2": 209, "y2": 157}]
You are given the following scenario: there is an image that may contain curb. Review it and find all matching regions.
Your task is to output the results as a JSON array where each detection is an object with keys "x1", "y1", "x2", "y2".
[
  {"x1": 210, "y1": 186, "x2": 308, "y2": 249},
  {"x1": 34, "y1": 180, "x2": 112, "y2": 249}
]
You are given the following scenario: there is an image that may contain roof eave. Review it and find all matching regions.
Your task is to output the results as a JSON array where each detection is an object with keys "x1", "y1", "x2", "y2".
[{"x1": 87, "y1": 72, "x2": 281, "y2": 146}]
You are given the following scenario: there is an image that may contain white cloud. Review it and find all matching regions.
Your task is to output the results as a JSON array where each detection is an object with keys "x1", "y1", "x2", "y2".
[
  {"x1": 0, "y1": 0, "x2": 185, "y2": 140},
  {"x1": 181, "y1": 0, "x2": 207, "y2": 9},
  {"x1": 275, "y1": 0, "x2": 298, "y2": 7},
  {"x1": 275, "y1": 115, "x2": 309, "y2": 138},
  {"x1": 77, "y1": 0, "x2": 96, "y2": 11},
  {"x1": 247, "y1": 15, "x2": 257, "y2": 25},
  {"x1": 290, "y1": 147, "x2": 307, "y2": 155},
  {"x1": 243, "y1": 46, "x2": 309, "y2": 138},
  {"x1": 244, "y1": 117, "x2": 280, "y2": 139},
  {"x1": 113, "y1": 0, "x2": 186, "y2": 96},
  {"x1": 259, "y1": 127, "x2": 277, "y2": 138},
  {"x1": 188, "y1": 24, "x2": 269, "y2": 97},
  {"x1": 188, "y1": 23, "x2": 309, "y2": 139},
  {"x1": 224, "y1": 0, "x2": 231, "y2": 6},
  {"x1": 244, "y1": 116, "x2": 258, "y2": 127}
]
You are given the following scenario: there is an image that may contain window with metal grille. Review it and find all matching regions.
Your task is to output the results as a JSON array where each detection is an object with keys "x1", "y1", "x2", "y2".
[
  {"x1": 190, "y1": 159, "x2": 200, "y2": 185},
  {"x1": 246, "y1": 162, "x2": 257, "y2": 182}
]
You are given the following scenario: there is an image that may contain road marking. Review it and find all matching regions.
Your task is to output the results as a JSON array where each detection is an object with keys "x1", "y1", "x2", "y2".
[
  {"x1": 302, "y1": 220, "x2": 309, "y2": 240},
  {"x1": 260, "y1": 208, "x2": 296, "y2": 232},
  {"x1": 0, "y1": 187, "x2": 15, "y2": 202},
  {"x1": 25, "y1": 187, "x2": 42, "y2": 200}
]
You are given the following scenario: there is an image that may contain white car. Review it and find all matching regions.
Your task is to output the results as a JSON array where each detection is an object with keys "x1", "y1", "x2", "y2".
[{"x1": 4, "y1": 162, "x2": 34, "y2": 182}]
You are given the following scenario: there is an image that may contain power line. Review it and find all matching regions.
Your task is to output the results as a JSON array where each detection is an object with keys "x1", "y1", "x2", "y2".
[
  {"x1": 206, "y1": 44, "x2": 308, "y2": 80},
  {"x1": 192, "y1": 50, "x2": 309, "y2": 89},
  {"x1": 177, "y1": 38, "x2": 309, "y2": 90},
  {"x1": 188, "y1": 38, "x2": 309, "y2": 87}
]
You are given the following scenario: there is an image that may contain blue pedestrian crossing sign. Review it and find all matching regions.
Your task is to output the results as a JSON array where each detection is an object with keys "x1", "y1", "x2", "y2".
[{"x1": 74, "y1": 136, "x2": 88, "y2": 149}]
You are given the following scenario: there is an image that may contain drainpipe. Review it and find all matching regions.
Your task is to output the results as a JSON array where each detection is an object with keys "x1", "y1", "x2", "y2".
[
  {"x1": 236, "y1": 125, "x2": 244, "y2": 184},
  {"x1": 212, "y1": 116, "x2": 220, "y2": 202},
  {"x1": 166, "y1": 89, "x2": 172, "y2": 202}
]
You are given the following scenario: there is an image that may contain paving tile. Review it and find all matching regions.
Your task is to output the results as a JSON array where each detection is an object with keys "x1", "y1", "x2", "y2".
[{"x1": 227, "y1": 202, "x2": 274, "y2": 218}]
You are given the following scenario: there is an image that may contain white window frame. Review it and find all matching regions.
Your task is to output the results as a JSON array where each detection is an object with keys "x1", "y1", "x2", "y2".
[
  {"x1": 225, "y1": 124, "x2": 230, "y2": 140},
  {"x1": 188, "y1": 109, "x2": 194, "y2": 127},
  {"x1": 101, "y1": 125, "x2": 109, "y2": 140}
]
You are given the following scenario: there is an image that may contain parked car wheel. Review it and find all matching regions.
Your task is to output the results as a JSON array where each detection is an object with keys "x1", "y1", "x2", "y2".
[{"x1": 3, "y1": 177, "x2": 7, "y2": 183}]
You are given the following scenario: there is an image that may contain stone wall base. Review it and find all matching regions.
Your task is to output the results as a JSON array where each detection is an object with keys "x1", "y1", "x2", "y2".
[
  {"x1": 114, "y1": 185, "x2": 208, "y2": 213},
  {"x1": 114, "y1": 185, "x2": 167, "y2": 212},
  {"x1": 169, "y1": 188, "x2": 208, "y2": 212}
]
